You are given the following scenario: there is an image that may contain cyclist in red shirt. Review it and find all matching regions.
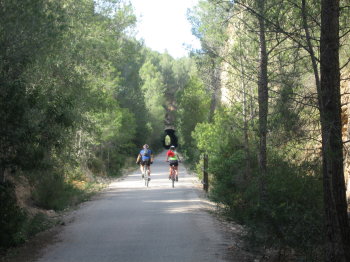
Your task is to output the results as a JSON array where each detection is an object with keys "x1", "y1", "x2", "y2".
[{"x1": 166, "y1": 145, "x2": 180, "y2": 181}]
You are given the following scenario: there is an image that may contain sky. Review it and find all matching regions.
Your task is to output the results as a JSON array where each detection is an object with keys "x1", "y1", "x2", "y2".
[{"x1": 129, "y1": 0, "x2": 201, "y2": 58}]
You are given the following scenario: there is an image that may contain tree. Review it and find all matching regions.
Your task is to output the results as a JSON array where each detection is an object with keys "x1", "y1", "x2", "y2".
[
  {"x1": 176, "y1": 75, "x2": 210, "y2": 160},
  {"x1": 187, "y1": 0, "x2": 336, "y2": 258},
  {"x1": 256, "y1": 0, "x2": 269, "y2": 201},
  {"x1": 319, "y1": 0, "x2": 350, "y2": 260},
  {"x1": 0, "y1": 0, "x2": 69, "y2": 181}
]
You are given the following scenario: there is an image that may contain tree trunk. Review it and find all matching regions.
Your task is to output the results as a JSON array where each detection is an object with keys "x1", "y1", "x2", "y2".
[
  {"x1": 0, "y1": 167, "x2": 5, "y2": 183},
  {"x1": 209, "y1": 58, "x2": 221, "y2": 122},
  {"x1": 320, "y1": 0, "x2": 350, "y2": 260},
  {"x1": 203, "y1": 154, "x2": 209, "y2": 192},
  {"x1": 242, "y1": 79, "x2": 250, "y2": 183},
  {"x1": 239, "y1": 37, "x2": 251, "y2": 183},
  {"x1": 301, "y1": 0, "x2": 321, "y2": 95},
  {"x1": 257, "y1": 0, "x2": 268, "y2": 201},
  {"x1": 107, "y1": 146, "x2": 110, "y2": 172}
]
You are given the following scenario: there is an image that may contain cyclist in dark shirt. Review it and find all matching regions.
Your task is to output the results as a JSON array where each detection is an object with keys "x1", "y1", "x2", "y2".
[{"x1": 136, "y1": 144, "x2": 154, "y2": 178}]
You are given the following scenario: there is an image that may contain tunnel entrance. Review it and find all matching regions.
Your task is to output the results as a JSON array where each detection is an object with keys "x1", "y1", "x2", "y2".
[{"x1": 162, "y1": 129, "x2": 178, "y2": 149}]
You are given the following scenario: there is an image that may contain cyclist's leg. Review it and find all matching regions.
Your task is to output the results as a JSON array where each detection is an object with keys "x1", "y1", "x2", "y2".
[
  {"x1": 145, "y1": 164, "x2": 151, "y2": 181},
  {"x1": 170, "y1": 165, "x2": 175, "y2": 179},
  {"x1": 170, "y1": 161, "x2": 178, "y2": 175},
  {"x1": 172, "y1": 165, "x2": 176, "y2": 177},
  {"x1": 147, "y1": 162, "x2": 151, "y2": 176},
  {"x1": 140, "y1": 163, "x2": 145, "y2": 176},
  {"x1": 174, "y1": 164, "x2": 179, "y2": 180},
  {"x1": 147, "y1": 161, "x2": 151, "y2": 175}
]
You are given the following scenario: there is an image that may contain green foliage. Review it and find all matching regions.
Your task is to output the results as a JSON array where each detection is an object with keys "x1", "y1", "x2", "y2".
[
  {"x1": 176, "y1": 75, "x2": 211, "y2": 161},
  {"x1": 0, "y1": 0, "x2": 145, "y2": 176},
  {"x1": 186, "y1": 0, "x2": 331, "y2": 259},
  {"x1": 0, "y1": 0, "x2": 69, "y2": 173},
  {"x1": 0, "y1": 182, "x2": 57, "y2": 251},
  {"x1": 192, "y1": 108, "x2": 323, "y2": 257},
  {"x1": 260, "y1": 157, "x2": 323, "y2": 252},
  {"x1": 139, "y1": 54, "x2": 166, "y2": 148},
  {"x1": 22, "y1": 213, "x2": 54, "y2": 239},
  {"x1": 188, "y1": 0, "x2": 230, "y2": 51},
  {"x1": 0, "y1": 0, "x2": 202, "y2": 253},
  {"x1": 31, "y1": 169, "x2": 86, "y2": 211},
  {"x1": 165, "y1": 135, "x2": 171, "y2": 146},
  {"x1": 0, "y1": 182, "x2": 27, "y2": 249},
  {"x1": 240, "y1": 156, "x2": 323, "y2": 254}
]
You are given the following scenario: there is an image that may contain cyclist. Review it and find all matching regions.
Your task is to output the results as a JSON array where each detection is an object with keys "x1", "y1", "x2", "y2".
[
  {"x1": 165, "y1": 145, "x2": 180, "y2": 181},
  {"x1": 136, "y1": 144, "x2": 154, "y2": 178}
]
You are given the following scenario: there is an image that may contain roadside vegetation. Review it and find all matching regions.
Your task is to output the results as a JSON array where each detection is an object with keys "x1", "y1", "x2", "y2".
[
  {"x1": 1, "y1": 0, "x2": 350, "y2": 261},
  {"x1": 0, "y1": 0, "x2": 195, "y2": 253},
  {"x1": 173, "y1": 0, "x2": 350, "y2": 260}
]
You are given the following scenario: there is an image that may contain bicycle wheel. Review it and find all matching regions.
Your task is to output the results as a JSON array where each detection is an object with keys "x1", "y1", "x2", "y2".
[
  {"x1": 171, "y1": 171, "x2": 175, "y2": 188},
  {"x1": 145, "y1": 169, "x2": 150, "y2": 187}
]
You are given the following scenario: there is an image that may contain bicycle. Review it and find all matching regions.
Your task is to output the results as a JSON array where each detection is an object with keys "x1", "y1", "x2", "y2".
[
  {"x1": 169, "y1": 165, "x2": 176, "y2": 188},
  {"x1": 142, "y1": 165, "x2": 151, "y2": 187}
]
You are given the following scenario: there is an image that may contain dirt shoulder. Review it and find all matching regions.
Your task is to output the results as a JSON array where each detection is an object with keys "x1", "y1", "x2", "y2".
[{"x1": 190, "y1": 182, "x2": 257, "y2": 262}]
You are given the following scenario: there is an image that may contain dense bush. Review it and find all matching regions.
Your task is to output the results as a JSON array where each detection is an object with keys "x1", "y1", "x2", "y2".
[
  {"x1": 0, "y1": 182, "x2": 57, "y2": 252},
  {"x1": 22, "y1": 213, "x2": 55, "y2": 239},
  {"x1": 0, "y1": 182, "x2": 27, "y2": 249},
  {"x1": 0, "y1": 0, "x2": 197, "y2": 253},
  {"x1": 192, "y1": 109, "x2": 324, "y2": 258},
  {"x1": 31, "y1": 169, "x2": 86, "y2": 211},
  {"x1": 176, "y1": 76, "x2": 211, "y2": 163},
  {"x1": 243, "y1": 156, "x2": 324, "y2": 257}
]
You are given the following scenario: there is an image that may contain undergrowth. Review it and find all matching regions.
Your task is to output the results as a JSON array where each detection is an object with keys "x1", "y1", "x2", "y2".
[{"x1": 0, "y1": 167, "x2": 107, "y2": 252}]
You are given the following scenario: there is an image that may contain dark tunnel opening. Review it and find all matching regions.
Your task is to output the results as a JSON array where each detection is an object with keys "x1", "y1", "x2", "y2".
[{"x1": 162, "y1": 129, "x2": 178, "y2": 149}]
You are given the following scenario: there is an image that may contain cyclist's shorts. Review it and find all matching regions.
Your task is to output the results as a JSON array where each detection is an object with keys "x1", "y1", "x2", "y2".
[
  {"x1": 141, "y1": 160, "x2": 151, "y2": 166},
  {"x1": 169, "y1": 160, "x2": 178, "y2": 167}
]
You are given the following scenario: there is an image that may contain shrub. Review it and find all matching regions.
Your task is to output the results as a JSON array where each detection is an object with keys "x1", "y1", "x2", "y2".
[
  {"x1": 0, "y1": 182, "x2": 57, "y2": 252},
  {"x1": 192, "y1": 109, "x2": 324, "y2": 259},
  {"x1": 244, "y1": 156, "x2": 324, "y2": 256},
  {"x1": 210, "y1": 151, "x2": 324, "y2": 259},
  {"x1": 87, "y1": 156, "x2": 106, "y2": 176},
  {"x1": 22, "y1": 213, "x2": 55, "y2": 237},
  {"x1": 31, "y1": 169, "x2": 85, "y2": 211},
  {"x1": 0, "y1": 182, "x2": 27, "y2": 249}
]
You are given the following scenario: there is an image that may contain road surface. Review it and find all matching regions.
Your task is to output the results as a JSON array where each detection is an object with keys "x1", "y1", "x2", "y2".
[{"x1": 35, "y1": 152, "x2": 234, "y2": 262}]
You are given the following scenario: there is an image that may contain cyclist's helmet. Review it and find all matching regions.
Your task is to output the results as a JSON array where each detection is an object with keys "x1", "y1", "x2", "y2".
[
  {"x1": 143, "y1": 144, "x2": 149, "y2": 149},
  {"x1": 170, "y1": 145, "x2": 175, "y2": 150}
]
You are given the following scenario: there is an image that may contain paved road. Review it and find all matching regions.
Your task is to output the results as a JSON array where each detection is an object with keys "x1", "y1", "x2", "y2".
[{"x1": 36, "y1": 152, "x2": 232, "y2": 262}]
